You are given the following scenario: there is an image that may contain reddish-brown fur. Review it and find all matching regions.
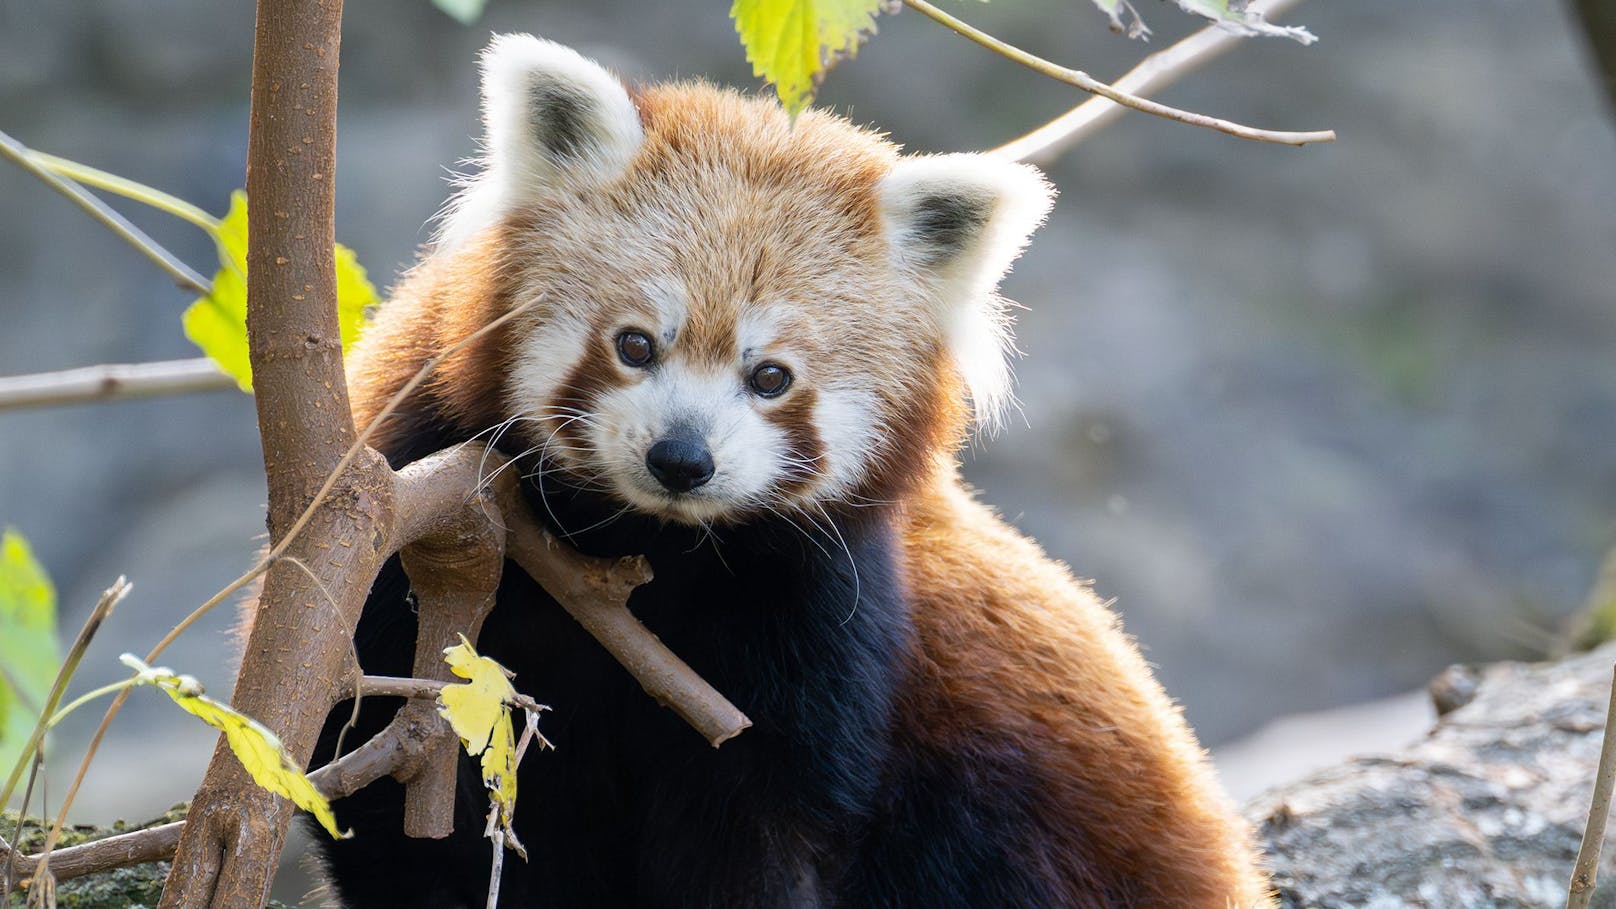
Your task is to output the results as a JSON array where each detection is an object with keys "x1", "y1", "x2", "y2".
[
  {"x1": 343, "y1": 77, "x2": 1273, "y2": 907},
  {"x1": 897, "y1": 467, "x2": 1272, "y2": 906}
]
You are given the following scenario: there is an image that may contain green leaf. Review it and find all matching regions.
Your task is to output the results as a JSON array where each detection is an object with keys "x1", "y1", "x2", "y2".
[
  {"x1": 182, "y1": 190, "x2": 379, "y2": 392},
  {"x1": 732, "y1": 0, "x2": 890, "y2": 118},
  {"x1": 431, "y1": 0, "x2": 487, "y2": 25},
  {"x1": 1091, "y1": 0, "x2": 1316, "y2": 43},
  {"x1": 0, "y1": 530, "x2": 60, "y2": 781}
]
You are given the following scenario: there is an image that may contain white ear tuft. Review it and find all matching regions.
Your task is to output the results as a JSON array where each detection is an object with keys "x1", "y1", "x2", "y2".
[
  {"x1": 437, "y1": 34, "x2": 645, "y2": 250},
  {"x1": 879, "y1": 153, "x2": 1055, "y2": 431}
]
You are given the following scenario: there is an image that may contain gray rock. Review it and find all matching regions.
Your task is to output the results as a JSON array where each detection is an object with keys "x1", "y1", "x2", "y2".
[{"x1": 1250, "y1": 645, "x2": 1616, "y2": 908}]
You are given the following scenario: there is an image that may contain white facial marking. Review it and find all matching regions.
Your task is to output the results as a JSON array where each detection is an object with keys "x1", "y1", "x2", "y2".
[
  {"x1": 735, "y1": 305, "x2": 783, "y2": 363},
  {"x1": 509, "y1": 310, "x2": 590, "y2": 429},
  {"x1": 640, "y1": 276, "x2": 690, "y2": 343},
  {"x1": 590, "y1": 361, "x2": 787, "y2": 522},
  {"x1": 816, "y1": 385, "x2": 881, "y2": 499},
  {"x1": 513, "y1": 292, "x2": 884, "y2": 524}
]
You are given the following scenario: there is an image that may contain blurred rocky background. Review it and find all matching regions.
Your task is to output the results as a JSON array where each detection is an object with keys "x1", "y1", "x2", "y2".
[{"x1": 1, "y1": 0, "x2": 1614, "y2": 895}]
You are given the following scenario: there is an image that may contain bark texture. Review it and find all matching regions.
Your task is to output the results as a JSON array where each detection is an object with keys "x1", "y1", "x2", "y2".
[
  {"x1": 1249, "y1": 643, "x2": 1616, "y2": 908},
  {"x1": 160, "y1": 0, "x2": 378, "y2": 904}
]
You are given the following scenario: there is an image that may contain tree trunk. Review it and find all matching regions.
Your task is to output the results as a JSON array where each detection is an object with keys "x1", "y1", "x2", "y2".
[{"x1": 160, "y1": 0, "x2": 391, "y2": 904}]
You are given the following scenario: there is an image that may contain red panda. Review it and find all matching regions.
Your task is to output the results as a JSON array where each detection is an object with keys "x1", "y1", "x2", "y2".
[{"x1": 312, "y1": 34, "x2": 1274, "y2": 909}]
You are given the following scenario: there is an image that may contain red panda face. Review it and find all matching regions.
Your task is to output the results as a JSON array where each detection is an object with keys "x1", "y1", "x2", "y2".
[
  {"x1": 507, "y1": 276, "x2": 887, "y2": 524},
  {"x1": 436, "y1": 35, "x2": 1054, "y2": 525}
]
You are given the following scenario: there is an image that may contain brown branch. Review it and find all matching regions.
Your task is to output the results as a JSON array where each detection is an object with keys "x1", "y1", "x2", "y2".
[
  {"x1": 309, "y1": 701, "x2": 449, "y2": 801},
  {"x1": 993, "y1": 0, "x2": 1309, "y2": 163},
  {"x1": 393, "y1": 445, "x2": 751, "y2": 747},
  {"x1": 3, "y1": 824, "x2": 184, "y2": 890},
  {"x1": 488, "y1": 468, "x2": 752, "y2": 748},
  {"x1": 394, "y1": 448, "x2": 508, "y2": 839},
  {"x1": 903, "y1": 0, "x2": 1334, "y2": 147},
  {"x1": 352, "y1": 675, "x2": 545, "y2": 714}
]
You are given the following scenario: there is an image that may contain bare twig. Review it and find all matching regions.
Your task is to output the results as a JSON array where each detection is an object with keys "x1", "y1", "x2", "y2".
[
  {"x1": 0, "y1": 359, "x2": 235, "y2": 412},
  {"x1": 487, "y1": 468, "x2": 752, "y2": 748},
  {"x1": 1, "y1": 823, "x2": 183, "y2": 891},
  {"x1": 0, "y1": 130, "x2": 211, "y2": 295},
  {"x1": 485, "y1": 827, "x2": 506, "y2": 909},
  {"x1": 309, "y1": 702, "x2": 448, "y2": 801},
  {"x1": 993, "y1": 0, "x2": 1309, "y2": 163},
  {"x1": 349, "y1": 675, "x2": 546, "y2": 715},
  {"x1": 902, "y1": 0, "x2": 1333, "y2": 147},
  {"x1": 1569, "y1": 664, "x2": 1616, "y2": 908}
]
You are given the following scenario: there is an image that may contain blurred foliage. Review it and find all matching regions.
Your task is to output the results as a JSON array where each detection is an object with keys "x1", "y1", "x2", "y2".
[
  {"x1": 1099, "y1": 0, "x2": 1318, "y2": 43},
  {"x1": 431, "y1": 0, "x2": 488, "y2": 25},
  {"x1": 1570, "y1": 547, "x2": 1616, "y2": 651},
  {"x1": 0, "y1": 529, "x2": 59, "y2": 783}
]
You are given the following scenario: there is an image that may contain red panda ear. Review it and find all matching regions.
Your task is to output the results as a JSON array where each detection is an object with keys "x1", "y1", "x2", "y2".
[
  {"x1": 879, "y1": 154, "x2": 1055, "y2": 431},
  {"x1": 437, "y1": 34, "x2": 645, "y2": 249}
]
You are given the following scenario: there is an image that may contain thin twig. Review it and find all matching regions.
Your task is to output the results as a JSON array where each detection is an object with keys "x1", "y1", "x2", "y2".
[
  {"x1": 0, "y1": 130, "x2": 211, "y2": 294},
  {"x1": 1569, "y1": 664, "x2": 1616, "y2": 908},
  {"x1": 350, "y1": 675, "x2": 547, "y2": 715},
  {"x1": 902, "y1": 0, "x2": 1334, "y2": 147},
  {"x1": 24, "y1": 150, "x2": 220, "y2": 233},
  {"x1": 993, "y1": 0, "x2": 1309, "y2": 162},
  {"x1": 0, "y1": 359, "x2": 235, "y2": 412},
  {"x1": 486, "y1": 827, "x2": 505, "y2": 909}
]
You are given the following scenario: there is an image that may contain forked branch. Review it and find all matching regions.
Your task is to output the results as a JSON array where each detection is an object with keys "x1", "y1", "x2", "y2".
[
  {"x1": 994, "y1": 0, "x2": 1311, "y2": 162},
  {"x1": 903, "y1": 0, "x2": 1333, "y2": 147}
]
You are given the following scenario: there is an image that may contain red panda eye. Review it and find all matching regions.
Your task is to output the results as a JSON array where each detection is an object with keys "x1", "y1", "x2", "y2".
[
  {"x1": 616, "y1": 331, "x2": 654, "y2": 367},
  {"x1": 749, "y1": 364, "x2": 791, "y2": 397}
]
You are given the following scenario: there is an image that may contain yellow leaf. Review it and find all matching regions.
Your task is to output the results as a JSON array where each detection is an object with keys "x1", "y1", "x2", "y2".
[
  {"x1": 438, "y1": 635, "x2": 521, "y2": 846},
  {"x1": 731, "y1": 0, "x2": 889, "y2": 117},
  {"x1": 119, "y1": 655, "x2": 348, "y2": 840},
  {"x1": 182, "y1": 190, "x2": 378, "y2": 392}
]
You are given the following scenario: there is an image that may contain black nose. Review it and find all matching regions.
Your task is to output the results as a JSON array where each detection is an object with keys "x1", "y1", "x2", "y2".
[{"x1": 645, "y1": 438, "x2": 715, "y2": 492}]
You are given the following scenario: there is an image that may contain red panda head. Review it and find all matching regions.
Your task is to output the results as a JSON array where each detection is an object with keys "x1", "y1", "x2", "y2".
[{"x1": 436, "y1": 35, "x2": 1053, "y2": 525}]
